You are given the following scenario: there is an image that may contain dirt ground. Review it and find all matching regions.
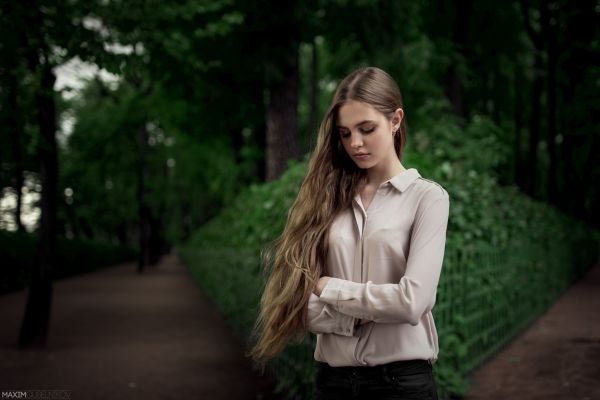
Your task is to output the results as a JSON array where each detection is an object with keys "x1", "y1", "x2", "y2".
[
  {"x1": 0, "y1": 254, "x2": 279, "y2": 400},
  {"x1": 466, "y1": 261, "x2": 600, "y2": 400}
]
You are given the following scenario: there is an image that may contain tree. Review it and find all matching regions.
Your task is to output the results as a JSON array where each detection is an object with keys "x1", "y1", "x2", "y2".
[{"x1": 3, "y1": 0, "x2": 107, "y2": 348}]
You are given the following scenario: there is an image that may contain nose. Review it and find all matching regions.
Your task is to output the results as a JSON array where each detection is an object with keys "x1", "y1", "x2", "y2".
[{"x1": 350, "y1": 132, "x2": 363, "y2": 148}]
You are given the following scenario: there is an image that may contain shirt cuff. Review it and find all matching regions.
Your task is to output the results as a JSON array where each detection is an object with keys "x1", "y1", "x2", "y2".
[
  {"x1": 320, "y1": 277, "x2": 349, "y2": 313},
  {"x1": 331, "y1": 308, "x2": 356, "y2": 337},
  {"x1": 309, "y1": 292, "x2": 356, "y2": 337}
]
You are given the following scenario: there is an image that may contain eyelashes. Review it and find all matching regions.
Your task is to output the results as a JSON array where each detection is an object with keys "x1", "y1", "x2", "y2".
[{"x1": 340, "y1": 127, "x2": 375, "y2": 138}]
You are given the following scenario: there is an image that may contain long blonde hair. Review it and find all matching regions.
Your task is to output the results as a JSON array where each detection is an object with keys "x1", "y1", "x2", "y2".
[{"x1": 248, "y1": 66, "x2": 408, "y2": 365}]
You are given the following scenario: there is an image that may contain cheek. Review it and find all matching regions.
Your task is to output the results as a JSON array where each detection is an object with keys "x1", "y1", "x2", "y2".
[{"x1": 372, "y1": 132, "x2": 391, "y2": 150}]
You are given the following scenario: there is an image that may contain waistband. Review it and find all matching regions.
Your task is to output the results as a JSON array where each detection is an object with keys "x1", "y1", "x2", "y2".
[{"x1": 316, "y1": 359, "x2": 431, "y2": 375}]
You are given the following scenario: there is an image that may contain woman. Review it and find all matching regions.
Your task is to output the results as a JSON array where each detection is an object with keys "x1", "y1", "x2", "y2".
[{"x1": 249, "y1": 66, "x2": 449, "y2": 399}]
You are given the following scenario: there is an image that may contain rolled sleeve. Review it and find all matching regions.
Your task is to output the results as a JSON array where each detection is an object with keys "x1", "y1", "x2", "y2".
[{"x1": 307, "y1": 292, "x2": 356, "y2": 336}]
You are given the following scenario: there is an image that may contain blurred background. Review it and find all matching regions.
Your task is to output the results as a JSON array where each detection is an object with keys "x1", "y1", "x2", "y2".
[{"x1": 0, "y1": 0, "x2": 599, "y2": 399}]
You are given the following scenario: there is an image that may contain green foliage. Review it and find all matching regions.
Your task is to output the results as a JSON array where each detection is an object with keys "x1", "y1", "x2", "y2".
[
  {"x1": 409, "y1": 100, "x2": 510, "y2": 179},
  {"x1": 178, "y1": 110, "x2": 599, "y2": 398},
  {"x1": 62, "y1": 78, "x2": 241, "y2": 245},
  {"x1": 60, "y1": 81, "x2": 138, "y2": 239},
  {"x1": 189, "y1": 159, "x2": 307, "y2": 249},
  {"x1": 1, "y1": 0, "x2": 598, "y2": 395}
]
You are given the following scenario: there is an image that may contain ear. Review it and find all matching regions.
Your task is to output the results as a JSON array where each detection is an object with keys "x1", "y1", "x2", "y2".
[{"x1": 392, "y1": 108, "x2": 404, "y2": 128}]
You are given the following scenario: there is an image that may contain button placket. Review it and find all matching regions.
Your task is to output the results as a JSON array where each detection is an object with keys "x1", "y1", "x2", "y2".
[
  {"x1": 360, "y1": 212, "x2": 367, "y2": 282},
  {"x1": 352, "y1": 201, "x2": 365, "y2": 284}
]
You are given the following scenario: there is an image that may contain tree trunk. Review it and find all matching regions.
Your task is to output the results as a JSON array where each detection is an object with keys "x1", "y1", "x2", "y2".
[
  {"x1": 136, "y1": 123, "x2": 151, "y2": 273},
  {"x1": 231, "y1": 125, "x2": 244, "y2": 166},
  {"x1": 546, "y1": 22, "x2": 558, "y2": 204},
  {"x1": 525, "y1": 48, "x2": 543, "y2": 198},
  {"x1": 255, "y1": 121, "x2": 267, "y2": 181},
  {"x1": 444, "y1": 0, "x2": 472, "y2": 119},
  {"x1": 149, "y1": 157, "x2": 169, "y2": 264},
  {"x1": 19, "y1": 64, "x2": 57, "y2": 349},
  {"x1": 513, "y1": 65, "x2": 524, "y2": 187},
  {"x1": 265, "y1": 47, "x2": 300, "y2": 181},
  {"x1": 445, "y1": 65, "x2": 465, "y2": 120},
  {"x1": 519, "y1": 0, "x2": 547, "y2": 199},
  {"x1": 306, "y1": 39, "x2": 319, "y2": 154},
  {"x1": 581, "y1": 135, "x2": 598, "y2": 227},
  {"x1": 7, "y1": 65, "x2": 26, "y2": 232}
]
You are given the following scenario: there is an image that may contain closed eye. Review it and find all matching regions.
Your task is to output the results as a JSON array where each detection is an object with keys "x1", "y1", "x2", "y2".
[{"x1": 339, "y1": 127, "x2": 375, "y2": 138}]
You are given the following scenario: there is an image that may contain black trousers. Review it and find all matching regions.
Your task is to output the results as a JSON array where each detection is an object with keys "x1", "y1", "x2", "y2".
[{"x1": 314, "y1": 359, "x2": 438, "y2": 400}]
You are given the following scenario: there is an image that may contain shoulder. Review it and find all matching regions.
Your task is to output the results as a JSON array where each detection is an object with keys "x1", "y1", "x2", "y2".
[
  {"x1": 409, "y1": 177, "x2": 450, "y2": 224},
  {"x1": 412, "y1": 176, "x2": 449, "y2": 202},
  {"x1": 407, "y1": 176, "x2": 450, "y2": 219}
]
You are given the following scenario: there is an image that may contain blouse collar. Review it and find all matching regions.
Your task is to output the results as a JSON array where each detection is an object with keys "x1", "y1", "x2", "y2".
[{"x1": 387, "y1": 168, "x2": 421, "y2": 192}]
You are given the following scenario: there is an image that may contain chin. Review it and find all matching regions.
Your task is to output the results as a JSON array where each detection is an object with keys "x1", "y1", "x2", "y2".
[{"x1": 354, "y1": 161, "x2": 375, "y2": 169}]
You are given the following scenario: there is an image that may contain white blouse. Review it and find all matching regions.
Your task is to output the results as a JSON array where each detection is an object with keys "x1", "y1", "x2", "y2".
[{"x1": 306, "y1": 168, "x2": 450, "y2": 367}]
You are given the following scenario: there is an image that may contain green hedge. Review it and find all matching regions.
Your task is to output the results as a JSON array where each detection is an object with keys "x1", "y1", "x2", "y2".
[
  {"x1": 177, "y1": 101, "x2": 600, "y2": 399},
  {"x1": 0, "y1": 229, "x2": 138, "y2": 294},
  {"x1": 178, "y1": 158, "x2": 599, "y2": 399}
]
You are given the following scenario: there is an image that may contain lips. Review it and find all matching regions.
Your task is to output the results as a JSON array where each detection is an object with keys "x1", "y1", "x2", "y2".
[{"x1": 354, "y1": 153, "x2": 369, "y2": 159}]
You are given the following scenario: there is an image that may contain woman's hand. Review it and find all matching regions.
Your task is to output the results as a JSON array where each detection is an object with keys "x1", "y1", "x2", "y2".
[{"x1": 314, "y1": 276, "x2": 331, "y2": 296}]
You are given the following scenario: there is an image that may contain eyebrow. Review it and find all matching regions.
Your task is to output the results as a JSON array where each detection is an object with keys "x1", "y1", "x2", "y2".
[{"x1": 336, "y1": 120, "x2": 376, "y2": 129}]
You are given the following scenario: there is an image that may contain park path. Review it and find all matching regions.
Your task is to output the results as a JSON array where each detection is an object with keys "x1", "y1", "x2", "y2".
[
  {"x1": 466, "y1": 261, "x2": 600, "y2": 400},
  {"x1": 0, "y1": 254, "x2": 278, "y2": 400},
  {"x1": 2, "y1": 254, "x2": 598, "y2": 400}
]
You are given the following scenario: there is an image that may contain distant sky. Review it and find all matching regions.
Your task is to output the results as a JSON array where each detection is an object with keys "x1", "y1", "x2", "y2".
[{"x1": 54, "y1": 56, "x2": 119, "y2": 99}]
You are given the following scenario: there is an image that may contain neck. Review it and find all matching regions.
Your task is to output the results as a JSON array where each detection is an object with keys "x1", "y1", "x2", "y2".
[{"x1": 366, "y1": 158, "x2": 406, "y2": 187}]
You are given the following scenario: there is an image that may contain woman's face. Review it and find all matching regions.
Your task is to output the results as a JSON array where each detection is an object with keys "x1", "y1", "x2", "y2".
[{"x1": 336, "y1": 99, "x2": 402, "y2": 170}]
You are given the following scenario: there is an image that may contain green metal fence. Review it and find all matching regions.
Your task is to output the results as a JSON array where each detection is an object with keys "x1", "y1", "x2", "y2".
[
  {"x1": 432, "y1": 235, "x2": 597, "y2": 397},
  {"x1": 180, "y1": 233, "x2": 599, "y2": 399}
]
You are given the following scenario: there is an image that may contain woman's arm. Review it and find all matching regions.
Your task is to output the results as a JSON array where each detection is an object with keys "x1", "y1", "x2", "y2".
[
  {"x1": 318, "y1": 194, "x2": 450, "y2": 326},
  {"x1": 306, "y1": 292, "x2": 357, "y2": 336}
]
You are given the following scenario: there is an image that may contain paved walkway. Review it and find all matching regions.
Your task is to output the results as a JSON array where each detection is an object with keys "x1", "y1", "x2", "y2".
[
  {"x1": 0, "y1": 254, "x2": 278, "y2": 400},
  {"x1": 466, "y1": 261, "x2": 600, "y2": 400},
  {"x1": 3, "y1": 255, "x2": 598, "y2": 400}
]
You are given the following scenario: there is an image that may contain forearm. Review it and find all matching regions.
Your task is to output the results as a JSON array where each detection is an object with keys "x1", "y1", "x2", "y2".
[
  {"x1": 319, "y1": 277, "x2": 436, "y2": 325},
  {"x1": 306, "y1": 292, "x2": 357, "y2": 336}
]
